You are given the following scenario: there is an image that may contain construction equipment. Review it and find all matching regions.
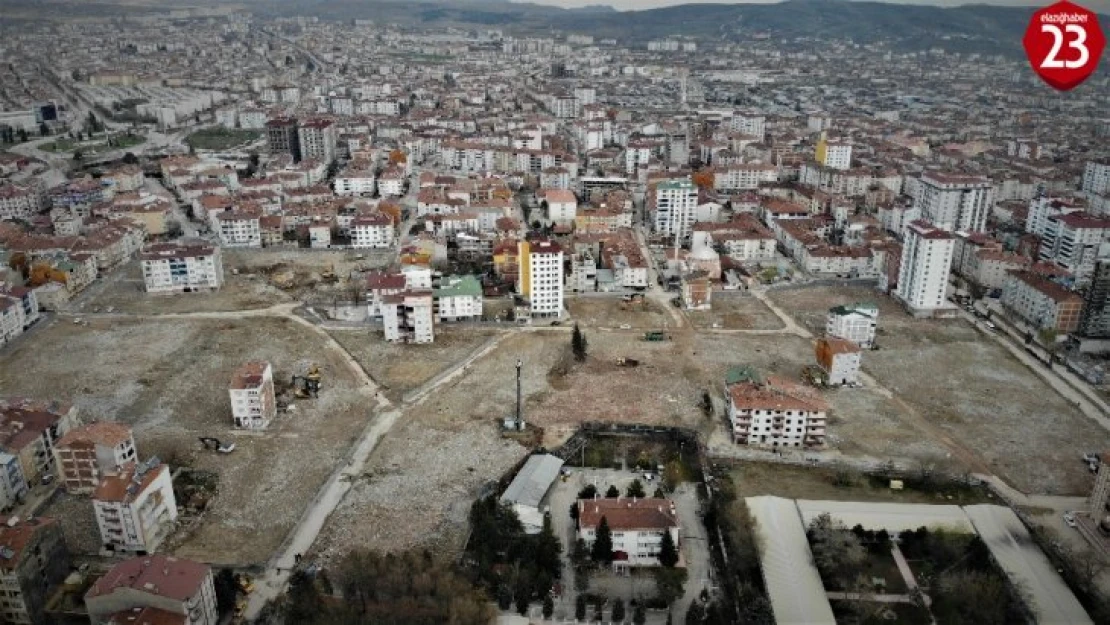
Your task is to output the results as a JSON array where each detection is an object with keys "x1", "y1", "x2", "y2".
[
  {"x1": 199, "y1": 437, "x2": 236, "y2": 453},
  {"x1": 292, "y1": 360, "x2": 322, "y2": 398},
  {"x1": 643, "y1": 331, "x2": 670, "y2": 342},
  {"x1": 616, "y1": 357, "x2": 640, "y2": 367}
]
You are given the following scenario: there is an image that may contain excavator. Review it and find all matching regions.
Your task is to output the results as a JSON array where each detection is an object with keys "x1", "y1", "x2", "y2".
[
  {"x1": 292, "y1": 360, "x2": 322, "y2": 398},
  {"x1": 199, "y1": 437, "x2": 236, "y2": 454}
]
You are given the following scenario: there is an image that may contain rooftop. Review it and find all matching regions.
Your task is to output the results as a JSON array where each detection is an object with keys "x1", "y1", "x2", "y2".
[{"x1": 87, "y1": 555, "x2": 209, "y2": 603}]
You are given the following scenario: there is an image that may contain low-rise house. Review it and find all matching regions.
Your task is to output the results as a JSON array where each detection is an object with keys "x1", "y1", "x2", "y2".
[
  {"x1": 228, "y1": 362, "x2": 276, "y2": 430},
  {"x1": 815, "y1": 337, "x2": 862, "y2": 385},
  {"x1": 825, "y1": 303, "x2": 878, "y2": 348},
  {"x1": 54, "y1": 422, "x2": 137, "y2": 495},
  {"x1": 92, "y1": 459, "x2": 178, "y2": 555},
  {"x1": 84, "y1": 555, "x2": 217, "y2": 625},
  {"x1": 724, "y1": 366, "x2": 828, "y2": 448},
  {"x1": 139, "y1": 243, "x2": 223, "y2": 294},
  {"x1": 0, "y1": 397, "x2": 78, "y2": 485},
  {"x1": 0, "y1": 516, "x2": 71, "y2": 625},
  {"x1": 577, "y1": 498, "x2": 680, "y2": 569},
  {"x1": 500, "y1": 454, "x2": 563, "y2": 534}
]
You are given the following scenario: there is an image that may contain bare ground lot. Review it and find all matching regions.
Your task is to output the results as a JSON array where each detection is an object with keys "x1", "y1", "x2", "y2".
[
  {"x1": 566, "y1": 297, "x2": 671, "y2": 329},
  {"x1": 0, "y1": 316, "x2": 374, "y2": 565},
  {"x1": 327, "y1": 326, "x2": 502, "y2": 402},
  {"x1": 80, "y1": 259, "x2": 292, "y2": 315},
  {"x1": 768, "y1": 285, "x2": 1110, "y2": 495},
  {"x1": 686, "y1": 291, "x2": 785, "y2": 331}
]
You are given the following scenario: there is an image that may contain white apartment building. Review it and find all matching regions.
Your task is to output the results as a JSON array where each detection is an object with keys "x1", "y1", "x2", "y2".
[
  {"x1": 653, "y1": 180, "x2": 699, "y2": 242},
  {"x1": 815, "y1": 337, "x2": 862, "y2": 385},
  {"x1": 825, "y1": 303, "x2": 879, "y2": 348},
  {"x1": 85, "y1": 555, "x2": 217, "y2": 625},
  {"x1": 714, "y1": 164, "x2": 777, "y2": 191},
  {"x1": 382, "y1": 290, "x2": 435, "y2": 343},
  {"x1": 228, "y1": 361, "x2": 276, "y2": 430},
  {"x1": 895, "y1": 220, "x2": 955, "y2": 315},
  {"x1": 0, "y1": 183, "x2": 38, "y2": 221},
  {"x1": 215, "y1": 209, "x2": 262, "y2": 248},
  {"x1": 1001, "y1": 271, "x2": 1084, "y2": 333},
  {"x1": 140, "y1": 243, "x2": 223, "y2": 293},
  {"x1": 350, "y1": 213, "x2": 394, "y2": 248},
  {"x1": 1083, "y1": 160, "x2": 1110, "y2": 196},
  {"x1": 624, "y1": 143, "x2": 654, "y2": 174},
  {"x1": 544, "y1": 189, "x2": 577, "y2": 223},
  {"x1": 914, "y1": 172, "x2": 994, "y2": 232},
  {"x1": 724, "y1": 368, "x2": 828, "y2": 448},
  {"x1": 333, "y1": 170, "x2": 376, "y2": 196},
  {"x1": 92, "y1": 460, "x2": 178, "y2": 554},
  {"x1": 0, "y1": 299, "x2": 23, "y2": 348},
  {"x1": 817, "y1": 137, "x2": 852, "y2": 170},
  {"x1": 54, "y1": 422, "x2": 137, "y2": 495},
  {"x1": 728, "y1": 112, "x2": 765, "y2": 139},
  {"x1": 518, "y1": 239, "x2": 564, "y2": 318},
  {"x1": 1036, "y1": 212, "x2": 1110, "y2": 284},
  {"x1": 297, "y1": 119, "x2": 337, "y2": 164},
  {"x1": 1025, "y1": 195, "x2": 1085, "y2": 237},
  {"x1": 377, "y1": 169, "x2": 405, "y2": 197},
  {"x1": 434, "y1": 275, "x2": 483, "y2": 322},
  {"x1": 577, "y1": 498, "x2": 680, "y2": 568}
]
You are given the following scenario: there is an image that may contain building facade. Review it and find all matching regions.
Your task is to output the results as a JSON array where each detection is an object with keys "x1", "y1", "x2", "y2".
[
  {"x1": 518, "y1": 239, "x2": 564, "y2": 318},
  {"x1": 85, "y1": 555, "x2": 217, "y2": 625},
  {"x1": 92, "y1": 461, "x2": 178, "y2": 555},
  {"x1": 228, "y1": 361, "x2": 276, "y2": 430},
  {"x1": 825, "y1": 303, "x2": 878, "y2": 348},
  {"x1": 895, "y1": 220, "x2": 955, "y2": 315},
  {"x1": 54, "y1": 422, "x2": 137, "y2": 495},
  {"x1": 653, "y1": 180, "x2": 699, "y2": 242},
  {"x1": 140, "y1": 243, "x2": 224, "y2": 293},
  {"x1": 382, "y1": 291, "x2": 434, "y2": 343},
  {"x1": 914, "y1": 172, "x2": 994, "y2": 232},
  {"x1": 577, "y1": 498, "x2": 680, "y2": 568},
  {"x1": 0, "y1": 516, "x2": 70, "y2": 625},
  {"x1": 1000, "y1": 271, "x2": 1084, "y2": 334},
  {"x1": 724, "y1": 367, "x2": 828, "y2": 448}
]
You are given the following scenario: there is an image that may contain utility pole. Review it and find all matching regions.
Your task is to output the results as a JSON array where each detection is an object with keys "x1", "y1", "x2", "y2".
[{"x1": 515, "y1": 358, "x2": 523, "y2": 429}]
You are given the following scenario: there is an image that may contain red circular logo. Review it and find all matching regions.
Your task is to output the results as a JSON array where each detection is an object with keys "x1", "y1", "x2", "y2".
[{"x1": 1023, "y1": 0, "x2": 1105, "y2": 91}]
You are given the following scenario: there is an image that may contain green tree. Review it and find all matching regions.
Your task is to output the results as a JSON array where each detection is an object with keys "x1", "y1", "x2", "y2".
[
  {"x1": 575, "y1": 595, "x2": 587, "y2": 620},
  {"x1": 577, "y1": 484, "x2": 597, "y2": 499},
  {"x1": 605, "y1": 485, "x2": 620, "y2": 498},
  {"x1": 213, "y1": 568, "x2": 239, "y2": 616},
  {"x1": 658, "y1": 530, "x2": 679, "y2": 568},
  {"x1": 686, "y1": 599, "x2": 705, "y2": 624},
  {"x1": 122, "y1": 152, "x2": 139, "y2": 165},
  {"x1": 571, "y1": 323, "x2": 588, "y2": 362},
  {"x1": 542, "y1": 595, "x2": 554, "y2": 618},
  {"x1": 653, "y1": 487, "x2": 666, "y2": 498},
  {"x1": 38, "y1": 122, "x2": 49, "y2": 137},
  {"x1": 612, "y1": 598, "x2": 625, "y2": 622},
  {"x1": 626, "y1": 479, "x2": 645, "y2": 498},
  {"x1": 72, "y1": 150, "x2": 83, "y2": 163},
  {"x1": 591, "y1": 516, "x2": 614, "y2": 563},
  {"x1": 533, "y1": 516, "x2": 563, "y2": 581},
  {"x1": 633, "y1": 603, "x2": 646, "y2": 625},
  {"x1": 654, "y1": 568, "x2": 687, "y2": 607}
]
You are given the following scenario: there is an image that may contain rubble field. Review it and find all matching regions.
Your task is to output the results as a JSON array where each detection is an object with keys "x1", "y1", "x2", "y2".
[
  {"x1": 327, "y1": 326, "x2": 502, "y2": 402},
  {"x1": 768, "y1": 285, "x2": 1110, "y2": 495},
  {"x1": 0, "y1": 316, "x2": 375, "y2": 565},
  {"x1": 566, "y1": 296, "x2": 673, "y2": 329},
  {"x1": 685, "y1": 291, "x2": 785, "y2": 331},
  {"x1": 80, "y1": 259, "x2": 293, "y2": 315}
]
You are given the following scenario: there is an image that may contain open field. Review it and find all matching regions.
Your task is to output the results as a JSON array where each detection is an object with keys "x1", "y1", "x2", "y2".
[
  {"x1": 184, "y1": 128, "x2": 262, "y2": 151},
  {"x1": 728, "y1": 461, "x2": 992, "y2": 506},
  {"x1": 80, "y1": 258, "x2": 292, "y2": 314},
  {"x1": 768, "y1": 285, "x2": 1110, "y2": 495},
  {"x1": 0, "y1": 316, "x2": 374, "y2": 565},
  {"x1": 686, "y1": 291, "x2": 785, "y2": 331},
  {"x1": 566, "y1": 296, "x2": 672, "y2": 329},
  {"x1": 42, "y1": 133, "x2": 144, "y2": 154},
  {"x1": 327, "y1": 327, "x2": 502, "y2": 402}
]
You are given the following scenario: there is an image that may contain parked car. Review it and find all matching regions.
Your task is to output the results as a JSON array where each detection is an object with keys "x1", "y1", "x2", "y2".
[{"x1": 1064, "y1": 512, "x2": 1077, "y2": 528}]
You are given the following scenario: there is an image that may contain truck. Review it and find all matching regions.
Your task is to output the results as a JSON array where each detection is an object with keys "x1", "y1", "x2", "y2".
[{"x1": 643, "y1": 331, "x2": 669, "y2": 342}]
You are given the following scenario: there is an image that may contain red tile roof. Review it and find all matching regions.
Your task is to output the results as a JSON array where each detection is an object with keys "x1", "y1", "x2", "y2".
[
  {"x1": 87, "y1": 555, "x2": 209, "y2": 603},
  {"x1": 577, "y1": 498, "x2": 678, "y2": 532}
]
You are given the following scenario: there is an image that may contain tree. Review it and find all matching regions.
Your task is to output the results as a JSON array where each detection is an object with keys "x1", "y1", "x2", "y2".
[
  {"x1": 388, "y1": 149, "x2": 407, "y2": 165},
  {"x1": 933, "y1": 570, "x2": 1010, "y2": 625},
  {"x1": 514, "y1": 586, "x2": 530, "y2": 615},
  {"x1": 575, "y1": 595, "x2": 587, "y2": 620},
  {"x1": 591, "y1": 516, "x2": 614, "y2": 563},
  {"x1": 542, "y1": 595, "x2": 554, "y2": 619},
  {"x1": 577, "y1": 484, "x2": 598, "y2": 499},
  {"x1": 653, "y1": 487, "x2": 666, "y2": 498},
  {"x1": 571, "y1": 323, "x2": 588, "y2": 362},
  {"x1": 612, "y1": 598, "x2": 625, "y2": 622},
  {"x1": 686, "y1": 600, "x2": 705, "y2": 624},
  {"x1": 17, "y1": 129, "x2": 28, "y2": 143},
  {"x1": 72, "y1": 150, "x2": 83, "y2": 163},
  {"x1": 626, "y1": 479, "x2": 645, "y2": 498},
  {"x1": 214, "y1": 569, "x2": 239, "y2": 616},
  {"x1": 692, "y1": 167, "x2": 715, "y2": 190},
  {"x1": 633, "y1": 603, "x2": 646, "y2": 625},
  {"x1": 122, "y1": 152, "x2": 139, "y2": 165},
  {"x1": 593, "y1": 599, "x2": 604, "y2": 621},
  {"x1": 605, "y1": 485, "x2": 620, "y2": 498},
  {"x1": 658, "y1": 530, "x2": 679, "y2": 568},
  {"x1": 807, "y1": 513, "x2": 865, "y2": 583},
  {"x1": 654, "y1": 568, "x2": 687, "y2": 606},
  {"x1": 39, "y1": 122, "x2": 49, "y2": 137}
]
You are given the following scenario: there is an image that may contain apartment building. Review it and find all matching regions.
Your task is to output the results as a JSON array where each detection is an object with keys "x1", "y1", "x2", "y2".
[
  {"x1": 92, "y1": 460, "x2": 178, "y2": 555},
  {"x1": 1001, "y1": 271, "x2": 1083, "y2": 333},
  {"x1": 895, "y1": 220, "x2": 955, "y2": 316},
  {"x1": 365, "y1": 271, "x2": 407, "y2": 318},
  {"x1": 577, "y1": 498, "x2": 680, "y2": 568},
  {"x1": 653, "y1": 180, "x2": 699, "y2": 242},
  {"x1": 714, "y1": 164, "x2": 778, "y2": 192},
  {"x1": 434, "y1": 275, "x2": 483, "y2": 322},
  {"x1": 215, "y1": 207, "x2": 262, "y2": 248},
  {"x1": 518, "y1": 239, "x2": 564, "y2": 318},
  {"x1": 333, "y1": 169, "x2": 376, "y2": 196},
  {"x1": 728, "y1": 112, "x2": 765, "y2": 139},
  {"x1": 914, "y1": 172, "x2": 994, "y2": 232},
  {"x1": 0, "y1": 286, "x2": 39, "y2": 330},
  {"x1": 228, "y1": 361, "x2": 276, "y2": 430},
  {"x1": 815, "y1": 134, "x2": 852, "y2": 170},
  {"x1": 0, "y1": 183, "x2": 39, "y2": 221},
  {"x1": 382, "y1": 290, "x2": 435, "y2": 343},
  {"x1": 139, "y1": 243, "x2": 223, "y2": 293},
  {"x1": 1080, "y1": 259, "x2": 1110, "y2": 341},
  {"x1": 825, "y1": 303, "x2": 878, "y2": 348},
  {"x1": 1083, "y1": 160, "x2": 1110, "y2": 196},
  {"x1": 724, "y1": 367, "x2": 828, "y2": 448},
  {"x1": 0, "y1": 516, "x2": 70, "y2": 625},
  {"x1": 815, "y1": 337, "x2": 862, "y2": 385},
  {"x1": 543, "y1": 189, "x2": 577, "y2": 223},
  {"x1": 350, "y1": 213, "x2": 394, "y2": 248},
  {"x1": 297, "y1": 119, "x2": 337, "y2": 164},
  {"x1": 0, "y1": 298, "x2": 22, "y2": 349},
  {"x1": 0, "y1": 397, "x2": 78, "y2": 486},
  {"x1": 1036, "y1": 212, "x2": 1110, "y2": 284},
  {"x1": 54, "y1": 422, "x2": 136, "y2": 495},
  {"x1": 85, "y1": 555, "x2": 217, "y2": 625},
  {"x1": 265, "y1": 117, "x2": 300, "y2": 162}
]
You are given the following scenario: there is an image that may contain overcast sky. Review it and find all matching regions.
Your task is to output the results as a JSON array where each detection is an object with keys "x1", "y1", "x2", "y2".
[{"x1": 514, "y1": 0, "x2": 1110, "y2": 12}]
